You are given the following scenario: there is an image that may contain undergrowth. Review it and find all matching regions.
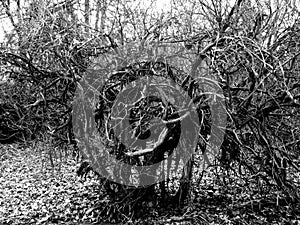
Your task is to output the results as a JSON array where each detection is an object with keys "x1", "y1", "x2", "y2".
[{"x1": 0, "y1": 142, "x2": 299, "y2": 225}]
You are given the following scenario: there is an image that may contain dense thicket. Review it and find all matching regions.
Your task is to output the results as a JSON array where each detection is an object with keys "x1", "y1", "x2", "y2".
[{"x1": 0, "y1": 0, "x2": 299, "y2": 222}]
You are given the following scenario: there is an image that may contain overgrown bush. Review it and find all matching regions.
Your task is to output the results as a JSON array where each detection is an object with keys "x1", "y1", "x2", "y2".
[{"x1": 0, "y1": 1, "x2": 299, "y2": 223}]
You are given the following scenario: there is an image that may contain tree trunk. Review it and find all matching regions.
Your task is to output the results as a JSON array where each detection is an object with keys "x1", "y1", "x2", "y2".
[{"x1": 84, "y1": 0, "x2": 90, "y2": 34}]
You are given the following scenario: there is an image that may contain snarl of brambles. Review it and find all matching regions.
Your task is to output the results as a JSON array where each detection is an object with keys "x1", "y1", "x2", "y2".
[
  {"x1": 89, "y1": 60, "x2": 212, "y2": 207},
  {"x1": 95, "y1": 61, "x2": 210, "y2": 167}
]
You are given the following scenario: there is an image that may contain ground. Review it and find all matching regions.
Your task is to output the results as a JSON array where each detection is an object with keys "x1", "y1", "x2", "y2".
[{"x1": 0, "y1": 143, "x2": 299, "y2": 225}]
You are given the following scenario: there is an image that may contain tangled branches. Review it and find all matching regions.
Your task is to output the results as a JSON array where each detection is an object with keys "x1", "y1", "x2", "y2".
[{"x1": 90, "y1": 60, "x2": 211, "y2": 213}]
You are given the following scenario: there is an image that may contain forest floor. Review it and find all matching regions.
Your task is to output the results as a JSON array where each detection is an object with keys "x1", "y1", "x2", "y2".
[{"x1": 0, "y1": 143, "x2": 299, "y2": 225}]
